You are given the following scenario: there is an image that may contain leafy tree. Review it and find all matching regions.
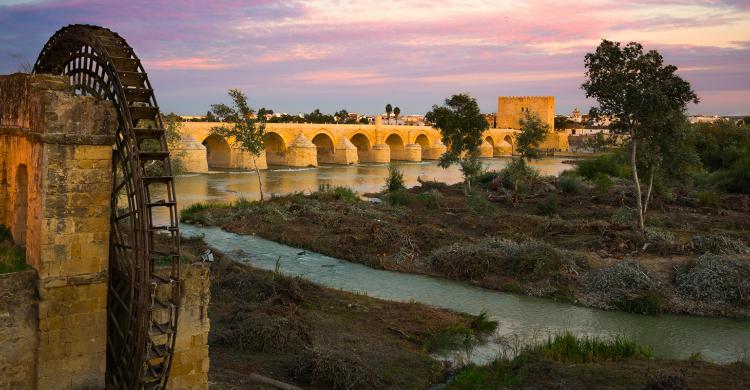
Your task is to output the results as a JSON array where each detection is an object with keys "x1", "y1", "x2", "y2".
[
  {"x1": 305, "y1": 108, "x2": 334, "y2": 124},
  {"x1": 358, "y1": 117, "x2": 371, "y2": 125},
  {"x1": 516, "y1": 111, "x2": 549, "y2": 160},
  {"x1": 210, "y1": 89, "x2": 267, "y2": 201},
  {"x1": 385, "y1": 103, "x2": 393, "y2": 124},
  {"x1": 335, "y1": 109, "x2": 349, "y2": 124},
  {"x1": 554, "y1": 116, "x2": 571, "y2": 129},
  {"x1": 206, "y1": 110, "x2": 217, "y2": 122},
  {"x1": 257, "y1": 107, "x2": 274, "y2": 118},
  {"x1": 582, "y1": 40, "x2": 698, "y2": 233},
  {"x1": 742, "y1": 116, "x2": 750, "y2": 126},
  {"x1": 393, "y1": 106, "x2": 401, "y2": 125},
  {"x1": 425, "y1": 93, "x2": 488, "y2": 194}
]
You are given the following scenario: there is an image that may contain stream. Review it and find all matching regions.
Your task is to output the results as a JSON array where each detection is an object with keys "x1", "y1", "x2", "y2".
[{"x1": 182, "y1": 225, "x2": 750, "y2": 365}]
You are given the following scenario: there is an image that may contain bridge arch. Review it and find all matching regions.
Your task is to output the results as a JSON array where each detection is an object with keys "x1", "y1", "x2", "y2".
[
  {"x1": 264, "y1": 131, "x2": 287, "y2": 165},
  {"x1": 415, "y1": 133, "x2": 430, "y2": 159},
  {"x1": 203, "y1": 134, "x2": 232, "y2": 168},
  {"x1": 350, "y1": 133, "x2": 372, "y2": 162},
  {"x1": 385, "y1": 133, "x2": 406, "y2": 160},
  {"x1": 504, "y1": 134, "x2": 514, "y2": 154},
  {"x1": 312, "y1": 133, "x2": 335, "y2": 164}
]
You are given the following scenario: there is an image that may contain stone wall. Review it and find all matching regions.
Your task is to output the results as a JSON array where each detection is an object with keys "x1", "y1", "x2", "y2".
[
  {"x1": 0, "y1": 270, "x2": 38, "y2": 390},
  {"x1": 0, "y1": 73, "x2": 115, "y2": 389},
  {"x1": 167, "y1": 263, "x2": 210, "y2": 390}
]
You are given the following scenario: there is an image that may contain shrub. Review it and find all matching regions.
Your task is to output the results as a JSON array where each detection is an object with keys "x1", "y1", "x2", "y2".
[
  {"x1": 610, "y1": 206, "x2": 636, "y2": 226},
  {"x1": 536, "y1": 194, "x2": 559, "y2": 217},
  {"x1": 427, "y1": 238, "x2": 577, "y2": 281},
  {"x1": 385, "y1": 163, "x2": 405, "y2": 192},
  {"x1": 591, "y1": 172, "x2": 613, "y2": 192},
  {"x1": 416, "y1": 190, "x2": 442, "y2": 209},
  {"x1": 575, "y1": 153, "x2": 629, "y2": 179},
  {"x1": 0, "y1": 239, "x2": 27, "y2": 274},
  {"x1": 315, "y1": 185, "x2": 358, "y2": 202},
  {"x1": 474, "y1": 170, "x2": 499, "y2": 185},
  {"x1": 497, "y1": 158, "x2": 540, "y2": 193},
  {"x1": 534, "y1": 332, "x2": 653, "y2": 363},
  {"x1": 690, "y1": 234, "x2": 749, "y2": 255},
  {"x1": 587, "y1": 260, "x2": 662, "y2": 314},
  {"x1": 559, "y1": 174, "x2": 581, "y2": 194},
  {"x1": 696, "y1": 190, "x2": 719, "y2": 208},
  {"x1": 467, "y1": 193, "x2": 497, "y2": 215},
  {"x1": 295, "y1": 347, "x2": 380, "y2": 389},
  {"x1": 383, "y1": 189, "x2": 416, "y2": 206},
  {"x1": 673, "y1": 254, "x2": 750, "y2": 307}
]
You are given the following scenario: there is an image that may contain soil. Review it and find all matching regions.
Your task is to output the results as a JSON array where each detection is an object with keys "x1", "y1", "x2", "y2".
[{"x1": 182, "y1": 176, "x2": 750, "y2": 318}]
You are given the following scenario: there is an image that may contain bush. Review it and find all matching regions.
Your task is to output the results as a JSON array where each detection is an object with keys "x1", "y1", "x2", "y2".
[
  {"x1": 534, "y1": 332, "x2": 653, "y2": 363},
  {"x1": 587, "y1": 260, "x2": 663, "y2": 314},
  {"x1": 427, "y1": 238, "x2": 579, "y2": 281},
  {"x1": 497, "y1": 158, "x2": 540, "y2": 193},
  {"x1": 474, "y1": 170, "x2": 499, "y2": 185},
  {"x1": 673, "y1": 254, "x2": 750, "y2": 307},
  {"x1": 416, "y1": 190, "x2": 442, "y2": 209},
  {"x1": 591, "y1": 172, "x2": 613, "y2": 192},
  {"x1": 610, "y1": 206, "x2": 636, "y2": 226},
  {"x1": 559, "y1": 174, "x2": 581, "y2": 194},
  {"x1": 576, "y1": 153, "x2": 630, "y2": 179},
  {"x1": 0, "y1": 237, "x2": 27, "y2": 274},
  {"x1": 385, "y1": 163, "x2": 405, "y2": 192},
  {"x1": 383, "y1": 189, "x2": 416, "y2": 206},
  {"x1": 689, "y1": 234, "x2": 749, "y2": 255},
  {"x1": 467, "y1": 193, "x2": 496, "y2": 215},
  {"x1": 315, "y1": 185, "x2": 358, "y2": 202},
  {"x1": 696, "y1": 190, "x2": 719, "y2": 208},
  {"x1": 536, "y1": 194, "x2": 559, "y2": 217}
]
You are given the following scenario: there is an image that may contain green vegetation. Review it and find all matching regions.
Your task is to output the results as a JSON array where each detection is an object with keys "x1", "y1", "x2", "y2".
[
  {"x1": 516, "y1": 111, "x2": 549, "y2": 161},
  {"x1": 447, "y1": 333, "x2": 654, "y2": 389},
  {"x1": 0, "y1": 225, "x2": 27, "y2": 274},
  {"x1": 689, "y1": 234, "x2": 749, "y2": 255},
  {"x1": 497, "y1": 158, "x2": 540, "y2": 196},
  {"x1": 417, "y1": 190, "x2": 442, "y2": 209},
  {"x1": 697, "y1": 190, "x2": 719, "y2": 208},
  {"x1": 558, "y1": 174, "x2": 581, "y2": 194},
  {"x1": 385, "y1": 163, "x2": 405, "y2": 192},
  {"x1": 582, "y1": 39, "x2": 699, "y2": 233},
  {"x1": 575, "y1": 153, "x2": 630, "y2": 180},
  {"x1": 426, "y1": 93, "x2": 488, "y2": 194},
  {"x1": 210, "y1": 89, "x2": 267, "y2": 201},
  {"x1": 536, "y1": 193, "x2": 559, "y2": 217}
]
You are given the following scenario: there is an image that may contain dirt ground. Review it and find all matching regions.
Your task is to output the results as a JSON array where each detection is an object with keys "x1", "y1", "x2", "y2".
[{"x1": 182, "y1": 177, "x2": 750, "y2": 318}]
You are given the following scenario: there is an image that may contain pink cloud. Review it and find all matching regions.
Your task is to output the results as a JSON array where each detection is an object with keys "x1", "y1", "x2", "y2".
[{"x1": 147, "y1": 57, "x2": 231, "y2": 70}]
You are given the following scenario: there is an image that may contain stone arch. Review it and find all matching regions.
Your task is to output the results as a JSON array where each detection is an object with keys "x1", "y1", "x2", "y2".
[
  {"x1": 264, "y1": 131, "x2": 287, "y2": 165},
  {"x1": 312, "y1": 133, "x2": 335, "y2": 164},
  {"x1": 350, "y1": 133, "x2": 372, "y2": 162},
  {"x1": 415, "y1": 134, "x2": 430, "y2": 159},
  {"x1": 504, "y1": 135, "x2": 514, "y2": 154},
  {"x1": 202, "y1": 134, "x2": 231, "y2": 169},
  {"x1": 485, "y1": 136, "x2": 495, "y2": 146},
  {"x1": 385, "y1": 133, "x2": 406, "y2": 160},
  {"x1": 12, "y1": 164, "x2": 28, "y2": 247}
]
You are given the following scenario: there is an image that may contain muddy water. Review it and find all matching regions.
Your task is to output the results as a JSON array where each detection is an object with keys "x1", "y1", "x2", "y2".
[
  {"x1": 182, "y1": 225, "x2": 750, "y2": 364},
  {"x1": 171, "y1": 158, "x2": 572, "y2": 209}
]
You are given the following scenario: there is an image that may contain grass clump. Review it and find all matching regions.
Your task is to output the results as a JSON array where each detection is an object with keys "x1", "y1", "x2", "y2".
[
  {"x1": 180, "y1": 202, "x2": 231, "y2": 224},
  {"x1": 673, "y1": 254, "x2": 750, "y2": 307},
  {"x1": 587, "y1": 260, "x2": 663, "y2": 314},
  {"x1": 591, "y1": 172, "x2": 614, "y2": 192},
  {"x1": 497, "y1": 158, "x2": 540, "y2": 194},
  {"x1": 575, "y1": 153, "x2": 629, "y2": 180},
  {"x1": 416, "y1": 189, "x2": 442, "y2": 209},
  {"x1": 534, "y1": 332, "x2": 653, "y2": 363},
  {"x1": 0, "y1": 225, "x2": 27, "y2": 274},
  {"x1": 535, "y1": 193, "x2": 559, "y2": 217},
  {"x1": 559, "y1": 174, "x2": 581, "y2": 194},
  {"x1": 315, "y1": 184, "x2": 359, "y2": 202},
  {"x1": 295, "y1": 347, "x2": 380, "y2": 390},
  {"x1": 610, "y1": 206, "x2": 637, "y2": 226},
  {"x1": 385, "y1": 163, "x2": 405, "y2": 192},
  {"x1": 466, "y1": 193, "x2": 496, "y2": 215},
  {"x1": 383, "y1": 189, "x2": 416, "y2": 206},
  {"x1": 697, "y1": 190, "x2": 720, "y2": 208},
  {"x1": 474, "y1": 170, "x2": 500, "y2": 185},
  {"x1": 690, "y1": 234, "x2": 749, "y2": 255}
]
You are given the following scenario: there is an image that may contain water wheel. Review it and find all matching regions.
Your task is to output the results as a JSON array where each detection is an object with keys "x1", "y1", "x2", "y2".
[{"x1": 33, "y1": 24, "x2": 180, "y2": 389}]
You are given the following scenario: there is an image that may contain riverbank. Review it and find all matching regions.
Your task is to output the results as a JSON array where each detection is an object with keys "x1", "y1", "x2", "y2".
[
  {"x1": 184, "y1": 238, "x2": 493, "y2": 389},
  {"x1": 181, "y1": 237, "x2": 750, "y2": 389},
  {"x1": 181, "y1": 174, "x2": 750, "y2": 318}
]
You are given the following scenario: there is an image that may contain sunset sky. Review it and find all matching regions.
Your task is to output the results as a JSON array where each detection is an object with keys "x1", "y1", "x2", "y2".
[{"x1": 1, "y1": 0, "x2": 748, "y2": 116}]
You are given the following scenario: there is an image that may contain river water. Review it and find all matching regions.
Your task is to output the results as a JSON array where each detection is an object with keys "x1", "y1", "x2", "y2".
[{"x1": 168, "y1": 159, "x2": 749, "y2": 364}]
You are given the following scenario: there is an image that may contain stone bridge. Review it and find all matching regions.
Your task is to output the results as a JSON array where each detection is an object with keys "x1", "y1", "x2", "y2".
[{"x1": 176, "y1": 116, "x2": 519, "y2": 172}]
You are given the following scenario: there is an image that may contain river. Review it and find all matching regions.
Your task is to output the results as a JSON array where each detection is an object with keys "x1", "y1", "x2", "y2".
[{"x1": 167, "y1": 158, "x2": 749, "y2": 365}]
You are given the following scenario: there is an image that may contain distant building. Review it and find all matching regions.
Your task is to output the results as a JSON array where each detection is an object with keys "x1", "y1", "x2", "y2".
[
  {"x1": 570, "y1": 108, "x2": 582, "y2": 123},
  {"x1": 688, "y1": 115, "x2": 725, "y2": 124},
  {"x1": 483, "y1": 113, "x2": 496, "y2": 128},
  {"x1": 497, "y1": 96, "x2": 555, "y2": 131}
]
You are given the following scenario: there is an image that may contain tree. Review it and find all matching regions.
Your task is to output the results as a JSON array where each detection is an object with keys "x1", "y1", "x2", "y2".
[
  {"x1": 516, "y1": 111, "x2": 549, "y2": 160},
  {"x1": 257, "y1": 107, "x2": 274, "y2": 119},
  {"x1": 206, "y1": 110, "x2": 217, "y2": 122},
  {"x1": 335, "y1": 109, "x2": 349, "y2": 124},
  {"x1": 393, "y1": 106, "x2": 401, "y2": 125},
  {"x1": 425, "y1": 93, "x2": 488, "y2": 194},
  {"x1": 582, "y1": 40, "x2": 698, "y2": 233},
  {"x1": 385, "y1": 104, "x2": 393, "y2": 124},
  {"x1": 210, "y1": 89, "x2": 267, "y2": 201}
]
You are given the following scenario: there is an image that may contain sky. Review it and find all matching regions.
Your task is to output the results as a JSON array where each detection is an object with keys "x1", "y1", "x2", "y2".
[{"x1": 0, "y1": 0, "x2": 749, "y2": 116}]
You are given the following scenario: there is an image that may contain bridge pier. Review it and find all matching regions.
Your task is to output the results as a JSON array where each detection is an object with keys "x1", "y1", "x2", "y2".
[
  {"x1": 334, "y1": 138, "x2": 358, "y2": 165},
  {"x1": 404, "y1": 144, "x2": 422, "y2": 161},
  {"x1": 423, "y1": 140, "x2": 447, "y2": 160},
  {"x1": 370, "y1": 144, "x2": 391, "y2": 163},
  {"x1": 286, "y1": 134, "x2": 318, "y2": 167}
]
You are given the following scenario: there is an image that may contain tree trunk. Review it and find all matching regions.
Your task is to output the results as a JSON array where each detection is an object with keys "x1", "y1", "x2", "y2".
[
  {"x1": 630, "y1": 139, "x2": 645, "y2": 233},
  {"x1": 643, "y1": 167, "x2": 655, "y2": 217},
  {"x1": 253, "y1": 155, "x2": 264, "y2": 202}
]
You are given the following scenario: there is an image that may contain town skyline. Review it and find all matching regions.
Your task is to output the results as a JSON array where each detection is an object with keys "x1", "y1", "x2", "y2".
[{"x1": 1, "y1": 0, "x2": 748, "y2": 116}]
